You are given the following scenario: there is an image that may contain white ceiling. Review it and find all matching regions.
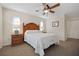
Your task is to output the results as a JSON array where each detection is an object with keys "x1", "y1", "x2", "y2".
[{"x1": 0, "y1": 3, "x2": 79, "y2": 19}]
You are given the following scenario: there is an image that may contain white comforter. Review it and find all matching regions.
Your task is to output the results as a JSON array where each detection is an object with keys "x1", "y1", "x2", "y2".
[{"x1": 24, "y1": 31, "x2": 59, "y2": 56}]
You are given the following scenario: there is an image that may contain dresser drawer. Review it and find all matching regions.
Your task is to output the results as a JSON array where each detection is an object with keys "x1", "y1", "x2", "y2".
[
  {"x1": 12, "y1": 35, "x2": 22, "y2": 38},
  {"x1": 12, "y1": 38, "x2": 23, "y2": 42},
  {"x1": 12, "y1": 40, "x2": 22, "y2": 45},
  {"x1": 11, "y1": 34, "x2": 24, "y2": 46}
]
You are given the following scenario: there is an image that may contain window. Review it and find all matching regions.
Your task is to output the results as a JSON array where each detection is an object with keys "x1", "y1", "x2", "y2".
[{"x1": 12, "y1": 16, "x2": 20, "y2": 33}]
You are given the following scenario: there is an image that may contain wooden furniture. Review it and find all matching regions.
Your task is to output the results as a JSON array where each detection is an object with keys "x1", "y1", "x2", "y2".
[
  {"x1": 23, "y1": 23, "x2": 39, "y2": 35},
  {"x1": 12, "y1": 34, "x2": 23, "y2": 46}
]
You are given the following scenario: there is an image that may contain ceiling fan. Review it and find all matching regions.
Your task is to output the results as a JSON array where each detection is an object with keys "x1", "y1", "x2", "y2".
[{"x1": 36, "y1": 3, "x2": 60, "y2": 15}]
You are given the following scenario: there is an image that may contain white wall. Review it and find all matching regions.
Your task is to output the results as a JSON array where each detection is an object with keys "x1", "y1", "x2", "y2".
[
  {"x1": 3, "y1": 8, "x2": 46, "y2": 46},
  {"x1": 46, "y1": 13, "x2": 65, "y2": 41},
  {"x1": 0, "y1": 5, "x2": 3, "y2": 48},
  {"x1": 66, "y1": 17, "x2": 79, "y2": 39}
]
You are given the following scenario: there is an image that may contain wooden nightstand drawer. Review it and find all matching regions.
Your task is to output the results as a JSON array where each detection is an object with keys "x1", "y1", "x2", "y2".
[
  {"x1": 12, "y1": 35, "x2": 23, "y2": 38},
  {"x1": 12, "y1": 34, "x2": 24, "y2": 46},
  {"x1": 12, "y1": 40, "x2": 22, "y2": 45}
]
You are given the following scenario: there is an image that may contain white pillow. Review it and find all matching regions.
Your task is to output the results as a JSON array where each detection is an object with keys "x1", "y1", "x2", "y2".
[{"x1": 25, "y1": 30, "x2": 41, "y2": 34}]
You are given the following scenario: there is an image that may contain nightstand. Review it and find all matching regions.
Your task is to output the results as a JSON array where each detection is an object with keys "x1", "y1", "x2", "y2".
[{"x1": 11, "y1": 34, "x2": 24, "y2": 46}]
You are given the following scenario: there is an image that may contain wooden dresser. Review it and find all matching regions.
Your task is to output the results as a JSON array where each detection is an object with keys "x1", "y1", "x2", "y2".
[{"x1": 11, "y1": 34, "x2": 24, "y2": 46}]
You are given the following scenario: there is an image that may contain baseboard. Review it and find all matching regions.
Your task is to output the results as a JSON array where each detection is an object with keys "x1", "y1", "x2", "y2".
[
  {"x1": 67, "y1": 38, "x2": 79, "y2": 40},
  {"x1": 59, "y1": 38, "x2": 67, "y2": 42},
  {"x1": 3, "y1": 43, "x2": 11, "y2": 47}
]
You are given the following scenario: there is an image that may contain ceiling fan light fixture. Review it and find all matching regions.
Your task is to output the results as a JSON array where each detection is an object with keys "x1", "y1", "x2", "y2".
[{"x1": 44, "y1": 10, "x2": 49, "y2": 13}]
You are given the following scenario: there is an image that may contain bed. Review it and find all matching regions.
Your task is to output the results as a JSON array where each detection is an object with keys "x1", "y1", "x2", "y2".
[{"x1": 23, "y1": 23, "x2": 59, "y2": 56}]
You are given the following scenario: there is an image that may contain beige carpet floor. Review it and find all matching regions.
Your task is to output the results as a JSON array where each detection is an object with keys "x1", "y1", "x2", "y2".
[
  {"x1": 0, "y1": 39, "x2": 79, "y2": 56},
  {"x1": 0, "y1": 43, "x2": 35, "y2": 56}
]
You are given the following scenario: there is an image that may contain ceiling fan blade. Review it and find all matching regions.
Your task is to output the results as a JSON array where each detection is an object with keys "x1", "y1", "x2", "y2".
[
  {"x1": 42, "y1": 3, "x2": 47, "y2": 7},
  {"x1": 42, "y1": 3, "x2": 46, "y2": 5},
  {"x1": 42, "y1": 3, "x2": 50, "y2": 10},
  {"x1": 42, "y1": 3, "x2": 47, "y2": 10},
  {"x1": 46, "y1": 4, "x2": 50, "y2": 9},
  {"x1": 50, "y1": 10, "x2": 55, "y2": 13},
  {"x1": 50, "y1": 3, "x2": 60, "y2": 9}
]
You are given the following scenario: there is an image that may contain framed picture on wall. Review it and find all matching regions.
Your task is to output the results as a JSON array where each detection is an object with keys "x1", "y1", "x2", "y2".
[{"x1": 52, "y1": 21, "x2": 59, "y2": 27}]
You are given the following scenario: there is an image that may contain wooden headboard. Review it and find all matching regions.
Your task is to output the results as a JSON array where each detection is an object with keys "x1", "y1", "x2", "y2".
[{"x1": 23, "y1": 23, "x2": 39, "y2": 35}]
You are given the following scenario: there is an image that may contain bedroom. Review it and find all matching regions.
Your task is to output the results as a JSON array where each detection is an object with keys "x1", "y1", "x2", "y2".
[{"x1": 0, "y1": 3, "x2": 79, "y2": 56}]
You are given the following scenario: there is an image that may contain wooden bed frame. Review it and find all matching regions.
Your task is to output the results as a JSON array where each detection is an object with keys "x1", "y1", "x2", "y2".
[{"x1": 23, "y1": 23, "x2": 39, "y2": 35}]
